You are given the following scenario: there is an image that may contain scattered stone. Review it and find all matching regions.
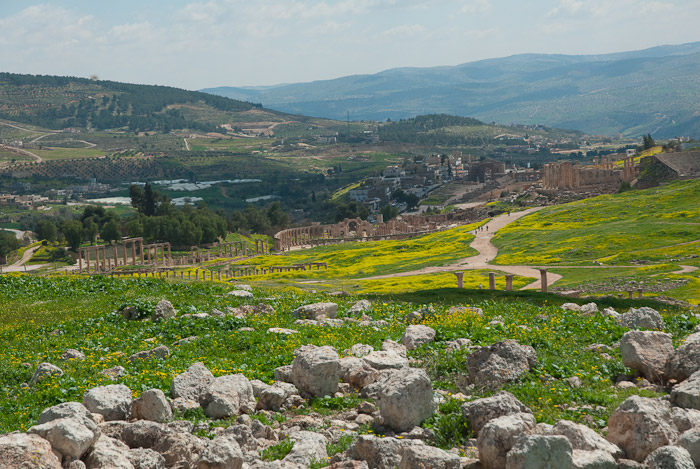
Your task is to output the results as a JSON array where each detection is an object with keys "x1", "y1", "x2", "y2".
[
  {"x1": 152, "y1": 299, "x2": 176, "y2": 321},
  {"x1": 644, "y1": 445, "x2": 695, "y2": 469},
  {"x1": 566, "y1": 376, "x2": 582, "y2": 388},
  {"x1": 461, "y1": 391, "x2": 532, "y2": 436},
  {"x1": 284, "y1": 431, "x2": 328, "y2": 466},
  {"x1": 101, "y1": 366, "x2": 126, "y2": 380},
  {"x1": 348, "y1": 300, "x2": 372, "y2": 315},
  {"x1": 291, "y1": 345, "x2": 341, "y2": 398},
  {"x1": 228, "y1": 290, "x2": 254, "y2": 298},
  {"x1": 132, "y1": 389, "x2": 173, "y2": 423},
  {"x1": 403, "y1": 310, "x2": 423, "y2": 324},
  {"x1": 381, "y1": 339, "x2": 407, "y2": 357},
  {"x1": 601, "y1": 307, "x2": 620, "y2": 320},
  {"x1": 607, "y1": 395, "x2": 680, "y2": 462},
  {"x1": 83, "y1": 384, "x2": 133, "y2": 421},
  {"x1": 620, "y1": 330, "x2": 673, "y2": 383},
  {"x1": 196, "y1": 435, "x2": 244, "y2": 469},
  {"x1": 201, "y1": 374, "x2": 255, "y2": 419},
  {"x1": 571, "y1": 449, "x2": 617, "y2": 469},
  {"x1": 348, "y1": 343, "x2": 374, "y2": 358},
  {"x1": 173, "y1": 336, "x2": 198, "y2": 347},
  {"x1": 506, "y1": 434, "x2": 573, "y2": 469},
  {"x1": 61, "y1": 349, "x2": 86, "y2": 361},
  {"x1": 445, "y1": 338, "x2": 472, "y2": 351},
  {"x1": 274, "y1": 365, "x2": 294, "y2": 383},
  {"x1": 152, "y1": 432, "x2": 206, "y2": 468},
  {"x1": 292, "y1": 302, "x2": 338, "y2": 320},
  {"x1": 378, "y1": 367, "x2": 434, "y2": 432},
  {"x1": 267, "y1": 328, "x2": 299, "y2": 335},
  {"x1": 170, "y1": 397, "x2": 199, "y2": 415},
  {"x1": 30, "y1": 362, "x2": 64, "y2": 385},
  {"x1": 358, "y1": 401, "x2": 377, "y2": 415},
  {"x1": 128, "y1": 345, "x2": 170, "y2": 363},
  {"x1": 257, "y1": 383, "x2": 298, "y2": 412},
  {"x1": 362, "y1": 351, "x2": 408, "y2": 370},
  {"x1": 665, "y1": 342, "x2": 700, "y2": 382},
  {"x1": 0, "y1": 433, "x2": 62, "y2": 469},
  {"x1": 347, "y1": 435, "x2": 421, "y2": 469},
  {"x1": 466, "y1": 339, "x2": 538, "y2": 390},
  {"x1": 552, "y1": 420, "x2": 623, "y2": 458},
  {"x1": 477, "y1": 412, "x2": 536, "y2": 469},
  {"x1": 398, "y1": 445, "x2": 461, "y2": 469},
  {"x1": 171, "y1": 362, "x2": 215, "y2": 402},
  {"x1": 38, "y1": 401, "x2": 95, "y2": 426},
  {"x1": 580, "y1": 303, "x2": 599, "y2": 315},
  {"x1": 561, "y1": 303, "x2": 582, "y2": 312},
  {"x1": 127, "y1": 447, "x2": 166, "y2": 469},
  {"x1": 400, "y1": 325, "x2": 436, "y2": 350},
  {"x1": 28, "y1": 417, "x2": 100, "y2": 460},
  {"x1": 619, "y1": 307, "x2": 664, "y2": 330},
  {"x1": 672, "y1": 370, "x2": 700, "y2": 411},
  {"x1": 84, "y1": 434, "x2": 134, "y2": 469}
]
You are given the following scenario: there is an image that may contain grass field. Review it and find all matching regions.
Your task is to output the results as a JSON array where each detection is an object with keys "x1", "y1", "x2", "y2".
[
  {"x1": 33, "y1": 147, "x2": 106, "y2": 160},
  {"x1": 233, "y1": 223, "x2": 481, "y2": 280},
  {"x1": 0, "y1": 274, "x2": 694, "y2": 449},
  {"x1": 493, "y1": 180, "x2": 700, "y2": 266}
]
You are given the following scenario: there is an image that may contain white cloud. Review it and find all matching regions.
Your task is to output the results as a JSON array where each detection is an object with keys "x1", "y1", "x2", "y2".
[
  {"x1": 381, "y1": 24, "x2": 427, "y2": 37},
  {"x1": 459, "y1": 0, "x2": 491, "y2": 14}
]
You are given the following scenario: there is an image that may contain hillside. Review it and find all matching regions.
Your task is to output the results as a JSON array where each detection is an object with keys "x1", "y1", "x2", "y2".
[
  {"x1": 202, "y1": 42, "x2": 700, "y2": 138},
  {"x1": 0, "y1": 73, "x2": 265, "y2": 132}
]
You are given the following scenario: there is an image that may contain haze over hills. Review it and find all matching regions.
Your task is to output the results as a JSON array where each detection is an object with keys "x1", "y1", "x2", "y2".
[{"x1": 202, "y1": 42, "x2": 700, "y2": 138}]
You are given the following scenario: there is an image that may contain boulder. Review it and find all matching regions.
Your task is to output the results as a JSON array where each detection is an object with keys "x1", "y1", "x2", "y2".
[
  {"x1": 127, "y1": 448, "x2": 166, "y2": 469},
  {"x1": 196, "y1": 435, "x2": 244, "y2": 469},
  {"x1": 274, "y1": 365, "x2": 294, "y2": 383},
  {"x1": 466, "y1": 339, "x2": 538, "y2": 390},
  {"x1": 462, "y1": 391, "x2": 532, "y2": 436},
  {"x1": 120, "y1": 420, "x2": 170, "y2": 449},
  {"x1": 607, "y1": 395, "x2": 680, "y2": 462},
  {"x1": 83, "y1": 384, "x2": 133, "y2": 421},
  {"x1": 678, "y1": 428, "x2": 700, "y2": 468},
  {"x1": 291, "y1": 345, "x2": 341, "y2": 398},
  {"x1": 378, "y1": 367, "x2": 434, "y2": 432},
  {"x1": 672, "y1": 370, "x2": 700, "y2": 410},
  {"x1": 61, "y1": 349, "x2": 86, "y2": 361},
  {"x1": 84, "y1": 434, "x2": 134, "y2": 469},
  {"x1": 292, "y1": 302, "x2": 338, "y2": 320},
  {"x1": 152, "y1": 432, "x2": 206, "y2": 469},
  {"x1": 579, "y1": 303, "x2": 599, "y2": 316},
  {"x1": 619, "y1": 307, "x2": 664, "y2": 330},
  {"x1": 477, "y1": 412, "x2": 536, "y2": 469},
  {"x1": 349, "y1": 300, "x2": 372, "y2": 315},
  {"x1": 398, "y1": 445, "x2": 460, "y2": 469},
  {"x1": 561, "y1": 303, "x2": 582, "y2": 312},
  {"x1": 100, "y1": 366, "x2": 126, "y2": 380},
  {"x1": 38, "y1": 401, "x2": 95, "y2": 426},
  {"x1": 347, "y1": 435, "x2": 421, "y2": 469},
  {"x1": 128, "y1": 345, "x2": 170, "y2": 363},
  {"x1": 552, "y1": 420, "x2": 623, "y2": 459},
  {"x1": 400, "y1": 325, "x2": 436, "y2": 350},
  {"x1": 30, "y1": 362, "x2": 63, "y2": 385},
  {"x1": 620, "y1": 330, "x2": 673, "y2": 383},
  {"x1": 445, "y1": 338, "x2": 472, "y2": 351},
  {"x1": 571, "y1": 450, "x2": 617, "y2": 469},
  {"x1": 267, "y1": 328, "x2": 299, "y2": 335},
  {"x1": 362, "y1": 351, "x2": 408, "y2": 370},
  {"x1": 284, "y1": 431, "x2": 328, "y2": 467},
  {"x1": 152, "y1": 299, "x2": 176, "y2": 321},
  {"x1": 170, "y1": 397, "x2": 200, "y2": 414},
  {"x1": 0, "y1": 433, "x2": 62, "y2": 469},
  {"x1": 505, "y1": 434, "x2": 573, "y2": 469},
  {"x1": 340, "y1": 357, "x2": 380, "y2": 389},
  {"x1": 28, "y1": 417, "x2": 100, "y2": 460},
  {"x1": 257, "y1": 383, "x2": 298, "y2": 411},
  {"x1": 132, "y1": 389, "x2": 173, "y2": 423},
  {"x1": 644, "y1": 446, "x2": 695, "y2": 469},
  {"x1": 171, "y1": 362, "x2": 214, "y2": 402},
  {"x1": 348, "y1": 344, "x2": 374, "y2": 358},
  {"x1": 381, "y1": 339, "x2": 407, "y2": 357},
  {"x1": 201, "y1": 374, "x2": 255, "y2": 419},
  {"x1": 228, "y1": 290, "x2": 253, "y2": 298},
  {"x1": 665, "y1": 343, "x2": 700, "y2": 382}
]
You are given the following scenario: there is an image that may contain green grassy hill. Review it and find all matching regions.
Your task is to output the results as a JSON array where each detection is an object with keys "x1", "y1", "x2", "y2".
[{"x1": 492, "y1": 180, "x2": 700, "y2": 266}]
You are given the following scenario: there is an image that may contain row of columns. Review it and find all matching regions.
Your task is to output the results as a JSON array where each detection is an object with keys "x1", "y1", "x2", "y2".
[
  {"x1": 78, "y1": 238, "x2": 147, "y2": 273},
  {"x1": 216, "y1": 240, "x2": 269, "y2": 258},
  {"x1": 454, "y1": 271, "x2": 517, "y2": 291}
]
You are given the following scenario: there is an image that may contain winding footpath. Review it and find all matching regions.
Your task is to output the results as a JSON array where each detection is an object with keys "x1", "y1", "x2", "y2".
[
  {"x1": 362, "y1": 207, "x2": 562, "y2": 290},
  {"x1": 2, "y1": 245, "x2": 44, "y2": 273}
]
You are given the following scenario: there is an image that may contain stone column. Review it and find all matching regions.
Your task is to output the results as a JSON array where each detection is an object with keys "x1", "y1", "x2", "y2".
[
  {"x1": 637, "y1": 288, "x2": 643, "y2": 298},
  {"x1": 489, "y1": 272, "x2": 496, "y2": 290},
  {"x1": 122, "y1": 243, "x2": 127, "y2": 267},
  {"x1": 505, "y1": 275, "x2": 514, "y2": 291},
  {"x1": 539, "y1": 269, "x2": 548, "y2": 293},
  {"x1": 131, "y1": 241, "x2": 136, "y2": 265},
  {"x1": 139, "y1": 240, "x2": 145, "y2": 263},
  {"x1": 627, "y1": 290, "x2": 634, "y2": 299},
  {"x1": 113, "y1": 246, "x2": 119, "y2": 268},
  {"x1": 454, "y1": 271, "x2": 464, "y2": 288},
  {"x1": 78, "y1": 250, "x2": 83, "y2": 272}
]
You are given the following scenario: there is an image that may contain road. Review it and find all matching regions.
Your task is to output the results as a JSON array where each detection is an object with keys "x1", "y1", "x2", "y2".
[
  {"x1": 2, "y1": 245, "x2": 44, "y2": 273},
  {"x1": 361, "y1": 207, "x2": 563, "y2": 290}
]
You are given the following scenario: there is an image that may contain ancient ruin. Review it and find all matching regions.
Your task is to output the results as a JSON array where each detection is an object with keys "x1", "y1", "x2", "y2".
[
  {"x1": 78, "y1": 239, "x2": 171, "y2": 273},
  {"x1": 542, "y1": 155, "x2": 637, "y2": 190}
]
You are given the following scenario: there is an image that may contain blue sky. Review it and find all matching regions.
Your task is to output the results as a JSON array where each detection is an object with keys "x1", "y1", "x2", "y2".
[{"x1": 1, "y1": 1, "x2": 699, "y2": 90}]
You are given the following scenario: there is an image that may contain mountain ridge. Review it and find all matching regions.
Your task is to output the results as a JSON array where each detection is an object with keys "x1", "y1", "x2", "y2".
[{"x1": 202, "y1": 42, "x2": 700, "y2": 137}]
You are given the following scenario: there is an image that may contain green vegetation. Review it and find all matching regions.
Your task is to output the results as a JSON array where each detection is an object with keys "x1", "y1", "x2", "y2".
[
  {"x1": 0, "y1": 274, "x2": 693, "y2": 443},
  {"x1": 493, "y1": 180, "x2": 700, "y2": 266}
]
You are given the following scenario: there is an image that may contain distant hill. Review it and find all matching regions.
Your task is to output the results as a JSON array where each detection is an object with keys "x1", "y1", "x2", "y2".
[
  {"x1": 0, "y1": 73, "x2": 262, "y2": 133},
  {"x1": 202, "y1": 42, "x2": 700, "y2": 138}
]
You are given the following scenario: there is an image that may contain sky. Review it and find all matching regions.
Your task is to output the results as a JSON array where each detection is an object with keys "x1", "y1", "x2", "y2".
[{"x1": 1, "y1": 0, "x2": 699, "y2": 90}]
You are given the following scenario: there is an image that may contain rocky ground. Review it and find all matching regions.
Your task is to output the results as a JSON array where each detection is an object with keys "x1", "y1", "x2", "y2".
[{"x1": 4, "y1": 296, "x2": 700, "y2": 468}]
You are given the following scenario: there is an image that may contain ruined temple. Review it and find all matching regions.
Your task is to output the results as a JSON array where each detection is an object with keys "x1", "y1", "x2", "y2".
[
  {"x1": 542, "y1": 155, "x2": 636, "y2": 190},
  {"x1": 637, "y1": 151, "x2": 700, "y2": 188}
]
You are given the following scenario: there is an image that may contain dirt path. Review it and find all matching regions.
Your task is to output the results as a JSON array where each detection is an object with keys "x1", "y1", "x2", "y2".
[
  {"x1": 0, "y1": 144, "x2": 43, "y2": 163},
  {"x1": 361, "y1": 207, "x2": 563, "y2": 290},
  {"x1": 2, "y1": 245, "x2": 44, "y2": 272},
  {"x1": 672, "y1": 265, "x2": 699, "y2": 275},
  {"x1": 184, "y1": 138, "x2": 191, "y2": 151}
]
